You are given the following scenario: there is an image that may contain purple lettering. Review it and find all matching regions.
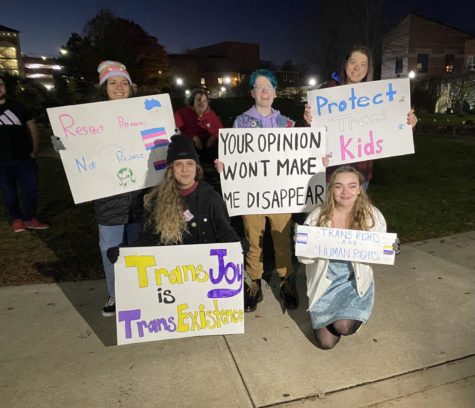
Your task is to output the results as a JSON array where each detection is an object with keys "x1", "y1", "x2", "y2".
[{"x1": 118, "y1": 309, "x2": 141, "y2": 339}]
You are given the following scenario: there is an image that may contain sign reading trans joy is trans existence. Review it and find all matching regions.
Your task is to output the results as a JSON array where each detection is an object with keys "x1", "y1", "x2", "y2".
[
  {"x1": 115, "y1": 243, "x2": 244, "y2": 345},
  {"x1": 307, "y1": 78, "x2": 414, "y2": 166},
  {"x1": 47, "y1": 94, "x2": 175, "y2": 203},
  {"x1": 295, "y1": 225, "x2": 398, "y2": 265}
]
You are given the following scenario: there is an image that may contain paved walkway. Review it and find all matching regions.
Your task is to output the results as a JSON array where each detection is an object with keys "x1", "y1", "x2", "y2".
[{"x1": 1, "y1": 232, "x2": 474, "y2": 407}]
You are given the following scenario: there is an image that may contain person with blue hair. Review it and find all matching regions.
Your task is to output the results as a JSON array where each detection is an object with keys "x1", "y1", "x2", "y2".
[{"x1": 215, "y1": 69, "x2": 298, "y2": 313}]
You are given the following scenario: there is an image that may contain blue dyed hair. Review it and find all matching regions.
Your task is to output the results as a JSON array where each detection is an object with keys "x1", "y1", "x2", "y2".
[{"x1": 248, "y1": 69, "x2": 278, "y2": 90}]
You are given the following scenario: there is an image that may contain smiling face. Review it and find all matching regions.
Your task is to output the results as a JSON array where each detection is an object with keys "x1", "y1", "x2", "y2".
[
  {"x1": 172, "y1": 159, "x2": 197, "y2": 190},
  {"x1": 332, "y1": 171, "x2": 362, "y2": 209},
  {"x1": 193, "y1": 93, "x2": 209, "y2": 116},
  {"x1": 106, "y1": 76, "x2": 131, "y2": 100},
  {"x1": 345, "y1": 51, "x2": 369, "y2": 84},
  {"x1": 251, "y1": 75, "x2": 276, "y2": 111}
]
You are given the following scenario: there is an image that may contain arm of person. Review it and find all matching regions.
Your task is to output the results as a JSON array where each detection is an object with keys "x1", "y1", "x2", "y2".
[
  {"x1": 407, "y1": 109, "x2": 418, "y2": 128},
  {"x1": 296, "y1": 208, "x2": 321, "y2": 265},
  {"x1": 214, "y1": 159, "x2": 224, "y2": 173},
  {"x1": 26, "y1": 119, "x2": 39, "y2": 158}
]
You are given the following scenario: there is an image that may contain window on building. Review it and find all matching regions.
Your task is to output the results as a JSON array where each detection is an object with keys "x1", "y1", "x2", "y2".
[
  {"x1": 445, "y1": 54, "x2": 454, "y2": 73},
  {"x1": 416, "y1": 54, "x2": 428, "y2": 73},
  {"x1": 200, "y1": 77, "x2": 205, "y2": 85},
  {"x1": 395, "y1": 57, "x2": 403, "y2": 75},
  {"x1": 467, "y1": 55, "x2": 475, "y2": 71}
]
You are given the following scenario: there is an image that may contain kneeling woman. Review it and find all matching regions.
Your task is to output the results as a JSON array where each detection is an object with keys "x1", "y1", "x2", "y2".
[
  {"x1": 298, "y1": 166, "x2": 387, "y2": 350},
  {"x1": 139, "y1": 134, "x2": 241, "y2": 246}
]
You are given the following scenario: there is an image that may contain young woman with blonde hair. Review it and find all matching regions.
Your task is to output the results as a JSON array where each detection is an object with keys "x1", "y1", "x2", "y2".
[{"x1": 298, "y1": 166, "x2": 387, "y2": 349}]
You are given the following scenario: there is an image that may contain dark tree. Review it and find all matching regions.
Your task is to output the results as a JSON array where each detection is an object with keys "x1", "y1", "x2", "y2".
[{"x1": 59, "y1": 10, "x2": 169, "y2": 98}]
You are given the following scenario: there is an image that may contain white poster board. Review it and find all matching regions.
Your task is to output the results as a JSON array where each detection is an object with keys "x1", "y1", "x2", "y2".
[
  {"x1": 218, "y1": 127, "x2": 326, "y2": 216},
  {"x1": 307, "y1": 78, "x2": 414, "y2": 166},
  {"x1": 295, "y1": 225, "x2": 397, "y2": 265},
  {"x1": 47, "y1": 94, "x2": 175, "y2": 203},
  {"x1": 115, "y1": 243, "x2": 244, "y2": 345}
]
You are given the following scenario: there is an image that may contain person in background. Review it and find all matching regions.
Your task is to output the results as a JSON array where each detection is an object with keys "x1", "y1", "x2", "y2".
[
  {"x1": 0, "y1": 75, "x2": 49, "y2": 233},
  {"x1": 174, "y1": 89, "x2": 223, "y2": 165},
  {"x1": 303, "y1": 45, "x2": 418, "y2": 190},
  {"x1": 93, "y1": 61, "x2": 145, "y2": 317},
  {"x1": 215, "y1": 69, "x2": 299, "y2": 313},
  {"x1": 298, "y1": 166, "x2": 388, "y2": 349}
]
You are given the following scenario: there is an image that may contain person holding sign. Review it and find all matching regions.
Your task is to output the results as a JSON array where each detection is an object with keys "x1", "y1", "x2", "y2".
[
  {"x1": 91, "y1": 61, "x2": 145, "y2": 317},
  {"x1": 174, "y1": 89, "x2": 223, "y2": 165},
  {"x1": 298, "y1": 166, "x2": 386, "y2": 349},
  {"x1": 303, "y1": 45, "x2": 418, "y2": 190},
  {"x1": 215, "y1": 69, "x2": 299, "y2": 313},
  {"x1": 106, "y1": 134, "x2": 241, "y2": 251}
]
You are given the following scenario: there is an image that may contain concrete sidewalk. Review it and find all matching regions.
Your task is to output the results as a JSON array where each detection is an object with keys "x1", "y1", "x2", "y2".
[{"x1": 1, "y1": 232, "x2": 474, "y2": 407}]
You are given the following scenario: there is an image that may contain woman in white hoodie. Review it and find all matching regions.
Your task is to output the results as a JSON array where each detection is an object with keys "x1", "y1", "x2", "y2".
[{"x1": 298, "y1": 166, "x2": 387, "y2": 350}]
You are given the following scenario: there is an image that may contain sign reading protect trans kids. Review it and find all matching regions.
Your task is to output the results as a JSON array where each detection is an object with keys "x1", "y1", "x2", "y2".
[
  {"x1": 307, "y1": 78, "x2": 414, "y2": 166},
  {"x1": 47, "y1": 94, "x2": 175, "y2": 203},
  {"x1": 115, "y1": 243, "x2": 244, "y2": 345}
]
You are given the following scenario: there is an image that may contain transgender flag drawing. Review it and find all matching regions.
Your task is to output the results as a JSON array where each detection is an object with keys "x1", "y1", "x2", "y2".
[{"x1": 140, "y1": 127, "x2": 169, "y2": 151}]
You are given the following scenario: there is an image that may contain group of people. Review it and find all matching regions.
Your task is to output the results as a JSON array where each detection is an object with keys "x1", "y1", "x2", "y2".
[{"x1": 1, "y1": 44, "x2": 418, "y2": 350}]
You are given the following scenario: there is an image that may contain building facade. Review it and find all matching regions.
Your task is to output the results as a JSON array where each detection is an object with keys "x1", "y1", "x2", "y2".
[
  {"x1": 0, "y1": 24, "x2": 22, "y2": 76},
  {"x1": 381, "y1": 14, "x2": 475, "y2": 112}
]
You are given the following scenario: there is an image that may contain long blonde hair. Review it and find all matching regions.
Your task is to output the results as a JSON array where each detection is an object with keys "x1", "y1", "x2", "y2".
[
  {"x1": 317, "y1": 166, "x2": 375, "y2": 230},
  {"x1": 144, "y1": 164, "x2": 204, "y2": 244}
]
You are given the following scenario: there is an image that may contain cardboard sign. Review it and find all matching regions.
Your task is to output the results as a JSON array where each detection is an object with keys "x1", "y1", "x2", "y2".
[
  {"x1": 114, "y1": 243, "x2": 244, "y2": 345},
  {"x1": 295, "y1": 225, "x2": 397, "y2": 265},
  {"x1": 47, "y1": 94, "x2": 175, "y2": 203},
  {"x1": 307, "y1": 79, "x2": 414, "y2": 166},
  {"x1": 218, "y1": 127, "x2": 326, "y2": 216}
]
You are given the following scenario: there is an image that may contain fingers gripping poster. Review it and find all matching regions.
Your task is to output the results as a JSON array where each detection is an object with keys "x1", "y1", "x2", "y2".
[
  {"x1": 47, "y1": 94, "x2": 175, "y2": 203},
  {"x1": 115, "y1": 243, "x2": 244, "y2": 345},
  {"x1": 307, "y1": 78, "x2": 414, "y2": 166}
]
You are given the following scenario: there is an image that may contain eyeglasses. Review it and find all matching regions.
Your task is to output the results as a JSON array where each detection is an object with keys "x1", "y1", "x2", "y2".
[{"x1": 253, "y1": 84, "x2": 274, "y2": 92}]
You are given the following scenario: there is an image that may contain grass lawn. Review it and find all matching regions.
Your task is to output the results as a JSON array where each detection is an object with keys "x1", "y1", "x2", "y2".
[{"x1": 1, "y1": 130, "x2": 474, "y2": 286}]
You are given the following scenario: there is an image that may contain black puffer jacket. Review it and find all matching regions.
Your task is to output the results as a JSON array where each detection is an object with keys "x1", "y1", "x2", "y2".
[
  {"x1": 94, "y1": 190, "x2": 145, "y2": 226},
  {"x1": 138, "y1": 181, "x2": 240, "y2": 246}
]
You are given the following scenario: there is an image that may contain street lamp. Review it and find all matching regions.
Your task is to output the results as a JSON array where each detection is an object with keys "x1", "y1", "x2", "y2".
[
  {"x1": 185, "y1": 89, "x2": 190, "y2": 96},
  {"x1": 176, "y1": 77, "x2": 183, "y2": 86},
  {"x1": 408, "y1": 70, "x2": 416, "y2": 79},
  {"x1": 308, "y1": 77, "x2": 317, "y2": 87},
  {"x1": 59, "y1": 48, "x2": 68, "y2": 56}
]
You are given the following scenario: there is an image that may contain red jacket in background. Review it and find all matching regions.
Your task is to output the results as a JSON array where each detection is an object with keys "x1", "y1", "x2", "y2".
[{"x1": 174, "y1": 106, "x2": 223, "y2": 143}]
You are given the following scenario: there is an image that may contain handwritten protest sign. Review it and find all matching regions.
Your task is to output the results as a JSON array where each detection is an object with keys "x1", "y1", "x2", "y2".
[
  {"x1": 218, "y1": 127, "x2": 326, "y2": 216},
  {"x1": 47, "y1": 94, "x2": 175, "y2": 203},
  {"x1": 295, "y1": 225, "x2": 397, "y2": 265},
  {"x1": 114, "y1": 243, "x2": 244, "y2": 345},
  {"x1": 307, "y1": 78, "x2": 414, "y2": 166}
]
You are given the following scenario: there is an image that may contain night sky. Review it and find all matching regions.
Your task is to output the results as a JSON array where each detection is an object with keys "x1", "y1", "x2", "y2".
[{"x1": 3, "y1": 0, "x2": 475, "y2": 65}]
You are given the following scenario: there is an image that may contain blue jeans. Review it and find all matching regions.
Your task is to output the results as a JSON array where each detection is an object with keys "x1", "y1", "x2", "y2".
[
  {"x1": 0, "y1": 158, "x2": 39, "y2": 221},
  {"x1": 99, "y1": 223, "x2": 142, "y2": 298}
]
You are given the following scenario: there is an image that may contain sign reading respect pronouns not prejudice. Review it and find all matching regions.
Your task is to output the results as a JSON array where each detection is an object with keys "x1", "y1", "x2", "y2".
[
  {"x1": 218, "y1": 127, "x2": 327, "y2": 216},
  {"x1": 115, "y1": 243, "x2": 244, "y2": 345},
  {"x1": 47, "y1": 94, "x2": 175, "y2": 203},
  {"x1": 307, "y1": 78, "x2": 414, "y2": 166},
  {"x1": 295, "y1": 225, "x2": 398, "y2": 265}
]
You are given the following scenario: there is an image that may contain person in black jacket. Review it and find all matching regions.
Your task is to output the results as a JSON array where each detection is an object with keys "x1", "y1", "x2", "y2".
[
  {"x1": 140, "y1": 134, "x2": 241, "y2": 246},
  {"x1": 93, "y1": 61, "x2": 145, "y2": 317}
]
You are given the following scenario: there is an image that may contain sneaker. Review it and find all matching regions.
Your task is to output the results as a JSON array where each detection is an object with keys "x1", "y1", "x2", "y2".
[
  {"x1": 12, "y1": 219, "x2": 25, "y2": 233},
  {"x1": 102, "y1": 297, "x2": 116, "y2": 317},
  {"x1": 24, "y1": 218, "x2": 50, "y2": 230},
  {"x1": 280, "y1": 277, "x2": 299, "y2": 309},
  {"x1": 244, "y1": 279, "x2": 263, "y2": 313}
]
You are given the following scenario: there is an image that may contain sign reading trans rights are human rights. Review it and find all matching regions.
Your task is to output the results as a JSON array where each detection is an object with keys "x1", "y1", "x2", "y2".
[
  {"x1": 218, "y1": 128, "x2": 326, "y2": 216},
  {"x1": 307, "y1": 78, "x2": 414, "y2": 166},
  {"x1": 115, "y1": 243, "x2": 244, "y2": 345}
]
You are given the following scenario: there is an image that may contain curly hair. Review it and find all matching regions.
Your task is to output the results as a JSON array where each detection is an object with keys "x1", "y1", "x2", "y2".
[
  {"x1": 144, "y1": 164, "x2": 204, "y2": 244},
  {"x1": 316, "y1": 166, "x2": 375, "y2": 231}
]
